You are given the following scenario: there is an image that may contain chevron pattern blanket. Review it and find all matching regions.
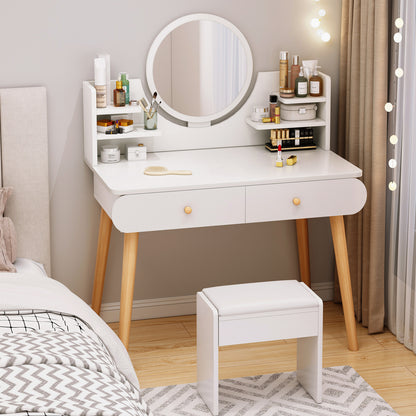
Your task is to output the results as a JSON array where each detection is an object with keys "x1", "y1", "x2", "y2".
[{"x1": 0, "y1": 311, "x2": 152, "y2": 416}]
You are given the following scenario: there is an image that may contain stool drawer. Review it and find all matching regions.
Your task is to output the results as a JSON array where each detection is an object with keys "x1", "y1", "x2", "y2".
[
  {"x1": 245, "y1": 178, "x2": 366, "y2": 223},
  {"x1": 219, "y1": 309, "x2": 319, "y2": 346},
  {"x1": 112, "y1": 187, "x2": 245, "y2": 232}
]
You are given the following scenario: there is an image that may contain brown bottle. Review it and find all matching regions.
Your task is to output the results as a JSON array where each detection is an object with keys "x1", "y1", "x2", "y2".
[
  {"x1": 309, "y1": 67, "x2": 323, "y2": 97},
  {"x1": 113, "y1": 80, "x2": 126, "y2": 107}
]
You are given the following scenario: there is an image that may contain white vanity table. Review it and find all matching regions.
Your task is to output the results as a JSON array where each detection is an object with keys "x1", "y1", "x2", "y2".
[{"x1": 83, "y1": 14, "x2": 366, "y2": 352}]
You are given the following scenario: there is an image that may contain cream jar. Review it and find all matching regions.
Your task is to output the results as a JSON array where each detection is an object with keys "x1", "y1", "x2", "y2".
[
  {"x1": 251, "y1": 106, "x2": 269, "y2": 122},
  {"x1": 100, "y1": 145, "x2": 120, "y2": 163}
]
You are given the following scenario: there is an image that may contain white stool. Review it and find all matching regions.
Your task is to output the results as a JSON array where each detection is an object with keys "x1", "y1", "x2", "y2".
[{"x1": 197, "y1": 280, "x2": 323, "y2": 415}]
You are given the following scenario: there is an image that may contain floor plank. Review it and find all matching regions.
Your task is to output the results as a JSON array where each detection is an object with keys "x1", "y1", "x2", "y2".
[{"x1": 117, "y1": 301, "x2": 416, "y2": 414}]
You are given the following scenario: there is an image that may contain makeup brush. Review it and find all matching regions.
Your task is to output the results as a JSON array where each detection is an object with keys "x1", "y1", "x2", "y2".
[{"x1": 138, "y1": 97, "x2": 151, "y2": 118}]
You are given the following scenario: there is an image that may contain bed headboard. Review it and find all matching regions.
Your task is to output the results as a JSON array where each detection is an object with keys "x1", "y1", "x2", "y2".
[{"x1": 0, "y1": 87, "x2": 51, "y2": 274}]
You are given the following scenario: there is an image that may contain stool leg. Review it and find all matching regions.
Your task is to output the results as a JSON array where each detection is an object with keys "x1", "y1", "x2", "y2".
[
  {"x1": 197, "y1": 292, "x2": 219, "y2": 416},
  {"x1": 297, "y1": 301, "x2": 323, "y2": 403}
]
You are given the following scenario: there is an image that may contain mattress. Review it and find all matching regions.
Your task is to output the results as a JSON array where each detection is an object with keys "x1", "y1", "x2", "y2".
[{"x1": 0, "y1": 260, "x2": 152, "y2": 416}]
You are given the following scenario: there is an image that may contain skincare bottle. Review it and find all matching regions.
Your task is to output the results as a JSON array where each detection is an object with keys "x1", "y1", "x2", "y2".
[
  {"x1": 119, "y1": 72, "x2": 130, "y2": 104},
  {"x1": 290, "y1": 55, "x2": 300, "y2": 89},
  {"x1": 309, "y1": 67, "x2": 323, "y2": 97},
  {"x1": 94, "y1": 58, "x2": 107, "y2": 108},
  {"x1": 295, "y1": 67, "x2": 308, "y2": 98},
  {"x1": 113, "y1": 81, "x2": 126, "y2": 107},
  {"x1": 279, "y1": 51, "x2": 289, "y2": 91}
]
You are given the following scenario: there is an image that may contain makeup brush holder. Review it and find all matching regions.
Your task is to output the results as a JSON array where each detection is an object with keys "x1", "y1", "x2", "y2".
[{"x1": 144, "y1": 110, "x2": 158, "y2": 130}]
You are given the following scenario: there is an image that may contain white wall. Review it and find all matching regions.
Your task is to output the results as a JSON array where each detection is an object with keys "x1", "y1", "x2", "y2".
[{"x1": 0, "y1": 0, "x2": 342, "y2": 307}]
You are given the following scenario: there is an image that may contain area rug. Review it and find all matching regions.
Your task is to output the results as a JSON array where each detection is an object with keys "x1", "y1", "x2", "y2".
[{"x1": 141, "y1": 366, "x2": 398, "y2": 415}]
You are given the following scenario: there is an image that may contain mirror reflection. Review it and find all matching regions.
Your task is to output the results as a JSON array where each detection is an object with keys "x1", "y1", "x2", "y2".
[{"x1": 153, "y1": 19, "x2": 249, "y2": 118}]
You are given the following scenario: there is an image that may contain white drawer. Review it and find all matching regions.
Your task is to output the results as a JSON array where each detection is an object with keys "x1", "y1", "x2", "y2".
[
  {"x1": 246, "y1": 178, "x2": 366, "y2": 223},
  {"x1": 111, "y1": 187, "x2": 245, "y2": 232}
]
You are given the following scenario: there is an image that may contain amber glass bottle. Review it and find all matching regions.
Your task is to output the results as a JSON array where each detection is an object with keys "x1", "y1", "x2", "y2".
[
  {"x1": 309, "y1": 68, "x2": 323, "y2": 97},
  {"x1": 113, "y1": 80, "x2": 126, "y2": 107}
]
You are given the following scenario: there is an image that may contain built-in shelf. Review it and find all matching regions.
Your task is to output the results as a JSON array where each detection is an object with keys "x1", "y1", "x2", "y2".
[
  {"x1": 83, "y1": 79, "x2": 160, "y2": 167},
  {"x1": 277, "y1": 94, "x2": 326, "y2": 105},
  {"x1": 97, "y1": 126, "x2": 161, "y2": 140},
  {"x1": 96, "y1": 104, "x2": 143, "y2": 116},
  {"x1": 245, "y1": 117, "x2": 326, "y2": 130}
]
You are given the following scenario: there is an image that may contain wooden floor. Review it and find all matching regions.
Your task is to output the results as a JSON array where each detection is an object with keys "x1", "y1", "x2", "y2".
[{"x1": 109, "y1": 302, "x2": 416, "y2": 415}]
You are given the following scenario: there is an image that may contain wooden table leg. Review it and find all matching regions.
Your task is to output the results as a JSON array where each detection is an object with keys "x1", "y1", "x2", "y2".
[
  {"x1": 119, "y1": 232, "x2": 139, "y2": 349},
  {"x1": 330, "y1": 216, "x2": 359, "y2": 351},
  {"x1": 296, "y1": 218, "x2": 311, "y2": 287},
  {"x1": 91, "y1": 208, "x2": 113, "y2": 314}
]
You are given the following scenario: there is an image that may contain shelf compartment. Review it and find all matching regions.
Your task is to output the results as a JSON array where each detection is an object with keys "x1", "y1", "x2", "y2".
[
  {"x1": 245, "y1": 117, "x2": 326, "y2": 130},
  {"x1": 96, "y1": 104, "x2": 143, "y2": 115},
  {"x1": 97, "y1": 126, "x2": 161, "y2": 140},
  {"x1": 277, "y1": 94, "x2": 326, "y2": 105}
]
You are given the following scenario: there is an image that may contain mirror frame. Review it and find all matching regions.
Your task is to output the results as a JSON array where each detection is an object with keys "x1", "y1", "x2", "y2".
[{"x1": 146, "y1": 13, "x2": 253, "y2": 126}]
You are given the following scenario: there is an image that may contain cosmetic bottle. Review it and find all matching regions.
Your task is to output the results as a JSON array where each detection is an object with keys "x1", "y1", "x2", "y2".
[
  {"x1": 279, "y1": 51, "x2": 289, "y2": 91},
  {"x1": 290, "y1": 55, "x2": 300, "y2": 89},
  {"x1": 309, "y1": 67, "x2": 323, "y2": 97},
  {"x1": 269, "y1": 94, "x2": 278, "y2": 118},
  {"x1": 113, "y1": 81, "x2": 126, "y2": 107},
  {"x1": 119, "y1": 72, "x2": 130, "y2": 104},
  {"x1": 295, "y1": 67, "x2": 308, "y2": 98},
  {"x1": 94, "y1": 58, "x2": 107, "y2": 108}
]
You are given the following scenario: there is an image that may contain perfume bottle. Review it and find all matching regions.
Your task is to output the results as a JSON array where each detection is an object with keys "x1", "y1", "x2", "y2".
[
  {"x1": 309, "y1": 67, "x2": 323, "y2": 97},
  {"x1": 113, "y1": 81, "x2": 126, "y2": 107},
  {"x1": 295, "y1": 66, "x2": 308, "y2": 98}
]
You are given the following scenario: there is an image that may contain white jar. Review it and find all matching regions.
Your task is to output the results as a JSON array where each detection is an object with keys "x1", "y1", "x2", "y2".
[{"x1": 100, "y1": 145, "x2": 120, "y2": 163}]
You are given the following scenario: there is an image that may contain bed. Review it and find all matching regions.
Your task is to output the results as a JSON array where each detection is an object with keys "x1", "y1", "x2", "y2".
[{"x1": 0, "y1": 87, "x2": 152, "y2": 415}]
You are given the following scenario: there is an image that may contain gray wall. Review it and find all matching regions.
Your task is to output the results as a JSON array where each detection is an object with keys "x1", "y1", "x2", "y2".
[{"x1": 0, "y1": 0, "x2": 342, "y2": 305}]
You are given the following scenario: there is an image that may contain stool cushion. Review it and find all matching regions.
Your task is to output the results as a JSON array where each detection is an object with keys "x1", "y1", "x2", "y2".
[{"x1": 202, "y1": 280, "x2": 320, "y2": 316}]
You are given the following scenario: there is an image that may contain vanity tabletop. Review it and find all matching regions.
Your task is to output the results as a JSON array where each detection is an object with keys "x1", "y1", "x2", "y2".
[{"x1": 93, "y1": 146, "x2": 362, "y2": 195}]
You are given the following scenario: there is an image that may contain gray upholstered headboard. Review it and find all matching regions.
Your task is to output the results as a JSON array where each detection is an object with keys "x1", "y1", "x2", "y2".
[{"x1": 0, "y1": 87, "x2": 51, "y2": 274}]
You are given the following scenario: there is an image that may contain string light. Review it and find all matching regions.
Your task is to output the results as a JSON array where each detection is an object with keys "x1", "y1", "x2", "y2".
[
  {"x1": 388, "y1": 16, "x2": 403, "y2": 192},
  {"x1": 310, "y1": 18, "x2": 321, "y2": 28},
  {"x1": 388, "y1": 159, "x2": 397, "y2": 168},
  {"x1": 385, "y1": 102, "x2": 394, "y2": 112},
  {"x1": 321, "y1": 32, "x2": 331, "y2": 42},
  {"x1": 389, "y1": 181, "x2": 397, "y2": 191},
  {"x1": 395, "y1": 68, "x2": 404, "y2": 78},
  {"x1": 390, "y1": 135, "x2": 398, "y2": 145},
  {"x1": 310, "y1": 1, "x2": 330, "y2": 42},
  {"x1": 395, "y1": 17, "x2": 404, "y2": 28},
  {"x1": 394, "y1": 32, "x2": 402, "y2": 43}
]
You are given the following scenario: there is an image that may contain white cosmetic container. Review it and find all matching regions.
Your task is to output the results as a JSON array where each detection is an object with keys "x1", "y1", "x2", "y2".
[{"x1": 100, "y1": 145, "x2": 120, "y2": 163}]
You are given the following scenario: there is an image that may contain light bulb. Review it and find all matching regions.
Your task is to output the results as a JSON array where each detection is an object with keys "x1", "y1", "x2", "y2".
[
  {"x1": 385, "y1": 102, "x2": 393, "y2": 112},
  {"x1": 389, "y1": 181, "x2": 397, "y2": 191},
  {"x1": 395, "y1": 17, "x2": 404, "y2": 28},
  {"x1": 395, "y1": 68, "x2": 404, "y2": 78},
  {"x1": 389, "y1": 159, "x2": 397, "y2": 168},
  {"x1": 390, "y1": 134, "x2": 398, "y2": 145},
  {"x1": 318, "y1": 9, "x2": 326, "y2": 17},
  {"x1": 310, "y1": 18, "x2": 320, "y2": 28},
  {"x1": 321, "y1": 32, "x2": 331, "y2": 42},
  {"x1": 394, "y1": 32, "x2": 402, "y2": 43}
]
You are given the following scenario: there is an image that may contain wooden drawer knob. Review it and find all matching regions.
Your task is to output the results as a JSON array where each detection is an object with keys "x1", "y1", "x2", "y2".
[
  {"x1": 292, "y1": 197, "x2": 301, "y2": 206},
  {"x1": 184, "y1": 206, "x2": 192, "y2": 214}
]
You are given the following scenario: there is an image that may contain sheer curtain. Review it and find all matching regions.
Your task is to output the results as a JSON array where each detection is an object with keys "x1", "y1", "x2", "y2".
[{"x1": 386, "y1": 0, "x2": 416, "y2": 353}]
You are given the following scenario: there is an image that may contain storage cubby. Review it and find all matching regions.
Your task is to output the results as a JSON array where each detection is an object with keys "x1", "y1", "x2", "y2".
[
  {"x1": 83, "y1": 78, "x2": 161, "y2": 167},
  {"x1": 245, "y1": 72, "x2": 331, "y2": 151}
]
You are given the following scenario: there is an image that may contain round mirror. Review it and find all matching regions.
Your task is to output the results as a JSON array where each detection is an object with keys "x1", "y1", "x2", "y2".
[{"x1": 146, "y1": 14, "x2": 253, "y2": 126}]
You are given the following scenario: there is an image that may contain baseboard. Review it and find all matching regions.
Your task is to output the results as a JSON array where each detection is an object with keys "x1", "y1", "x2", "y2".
[{"x1": 100, "y1": 282, "x2": 334, "y2": 323}]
